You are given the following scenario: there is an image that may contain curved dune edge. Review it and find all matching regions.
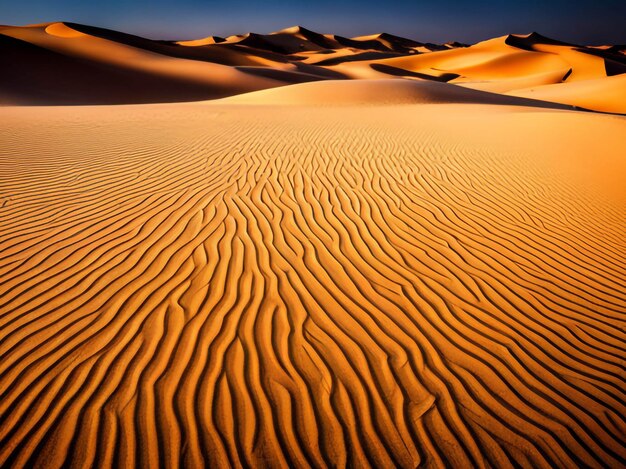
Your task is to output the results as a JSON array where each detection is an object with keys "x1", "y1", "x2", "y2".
[
  {"x1": 44, "y1": 22, "x2": 85, "y2": 38},
  {"x1": 177, "y1": 36, "x2": 225, "y2": 47},
  {"x1": 0, "y1": 102, "x2": 625, "y2": 468},
  {"x1": 218, "y1": 79, "x2": 574, "y2": 109}
]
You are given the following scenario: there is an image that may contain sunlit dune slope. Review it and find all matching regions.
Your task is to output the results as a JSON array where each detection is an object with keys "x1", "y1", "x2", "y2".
[
  {"x1": 507, "y1": 73, "x2": 626, "y2": 114},
  {"x1": 220, "y1": 78, "x2": 574, "y2": 109},
  {"x1": 177, "y1": 36, "x2": 225, "y2": 46},
  {"x1": 0, "y1": 97, "x2": 624, "y2": 467},
  {"x1": 360, "y1": 33, "x2": 626, "y2": 112},
  {"x1": 378, "y1": 35, "x2": 568, "y2": 77}
]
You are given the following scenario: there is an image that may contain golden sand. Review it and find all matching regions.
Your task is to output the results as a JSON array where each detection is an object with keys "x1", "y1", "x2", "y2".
[{"x1": 1, "y1": 21, "x2": 625, "y2": 469}]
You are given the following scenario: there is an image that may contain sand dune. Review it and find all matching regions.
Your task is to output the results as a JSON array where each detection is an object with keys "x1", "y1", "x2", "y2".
[
  {"x1": 366, "y1": 33, "x2": 625, "y2": 112},
  {"x1": 1, "y1": 23, "x2": 623, "y2": 111},
  {"x1": 508, "y1": 73, "x2": 626, "y2": 114},
  {"x1": 221, "y1": 79, "x2": 574, "y2": 110},
  {"x1": 0, "y1": 23, "x2": 287, "y2": 104},
  {"x1": 0, "y1": 97, "x2": 625, "y2": 467}
]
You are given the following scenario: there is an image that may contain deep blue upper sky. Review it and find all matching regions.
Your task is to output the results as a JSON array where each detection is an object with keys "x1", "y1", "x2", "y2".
[{"x1": 3, "y1": 0, "x2": 625, "y2": 45}]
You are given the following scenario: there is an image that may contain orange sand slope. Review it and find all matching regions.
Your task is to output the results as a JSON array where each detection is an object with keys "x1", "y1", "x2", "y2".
[
  {"x1": 1, "y1": 22, "x2": 625, "y2": 112},
  {"x1": 220, "y1": 79, "x2": 574, "y2": 109},
  {"x1": 1, "y1": 97, "x2": 625, "y2": 467}
]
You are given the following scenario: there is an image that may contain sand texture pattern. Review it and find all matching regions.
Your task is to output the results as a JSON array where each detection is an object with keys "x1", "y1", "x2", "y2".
[{"x1": 0, "y1": 98, "x2": 625, "y2": 468}]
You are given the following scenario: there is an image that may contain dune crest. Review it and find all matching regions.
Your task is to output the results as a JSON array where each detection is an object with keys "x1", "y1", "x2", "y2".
[
  {"x1": 177, "y1": 36, "x2": 225, "y2": 46},
  {"x1": 44, "y1": 22, "x2": 85, "y2": 38}
]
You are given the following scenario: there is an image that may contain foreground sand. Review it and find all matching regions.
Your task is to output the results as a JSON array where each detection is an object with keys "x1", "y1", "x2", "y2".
[{"x1": 0, "y1": 93, "x2": 625, "y2": 467}]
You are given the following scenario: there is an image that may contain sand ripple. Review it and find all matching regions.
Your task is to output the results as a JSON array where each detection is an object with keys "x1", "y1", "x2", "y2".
[{"x1": 0, "y1": 103, "x2": 624, "y2": 468}]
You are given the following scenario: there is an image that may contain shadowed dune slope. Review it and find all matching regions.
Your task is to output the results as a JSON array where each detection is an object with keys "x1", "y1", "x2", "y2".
[
  {"x1": 0, "y1": 102, "x2": 625, "y2": 468},
  {"x1": 0, "y1": 34, "x2": 273, "y2": 105},
  {"x1": 42, "y1": 22, "x2": 290, "y2": 67},
  {"x1": 0, "y1": 23, "x2": 290, "y2": 105}
]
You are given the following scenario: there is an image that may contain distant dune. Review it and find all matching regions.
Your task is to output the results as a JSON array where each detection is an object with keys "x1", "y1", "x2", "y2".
[
  {"x1": 1, "y1": 22, "x2": 624, "y2": 112},
  {"x1": 1, "y1": 20, "x2": 625, "y2": 469}
]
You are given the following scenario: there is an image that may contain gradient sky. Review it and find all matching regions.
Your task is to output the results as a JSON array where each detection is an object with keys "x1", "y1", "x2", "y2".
[{"x1": 3, "y1": 0, "x2": 625, "y2": 44}]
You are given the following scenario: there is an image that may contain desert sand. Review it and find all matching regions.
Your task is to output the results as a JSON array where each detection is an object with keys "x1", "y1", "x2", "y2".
[{"x1": 0, "y1": 22, "x2": 625, "y2": 469}]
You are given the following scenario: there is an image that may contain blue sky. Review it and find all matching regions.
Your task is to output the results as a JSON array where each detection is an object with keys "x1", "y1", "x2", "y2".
[{"x1": 3, "y1": 0, "x2": 625, "y2": 44}]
